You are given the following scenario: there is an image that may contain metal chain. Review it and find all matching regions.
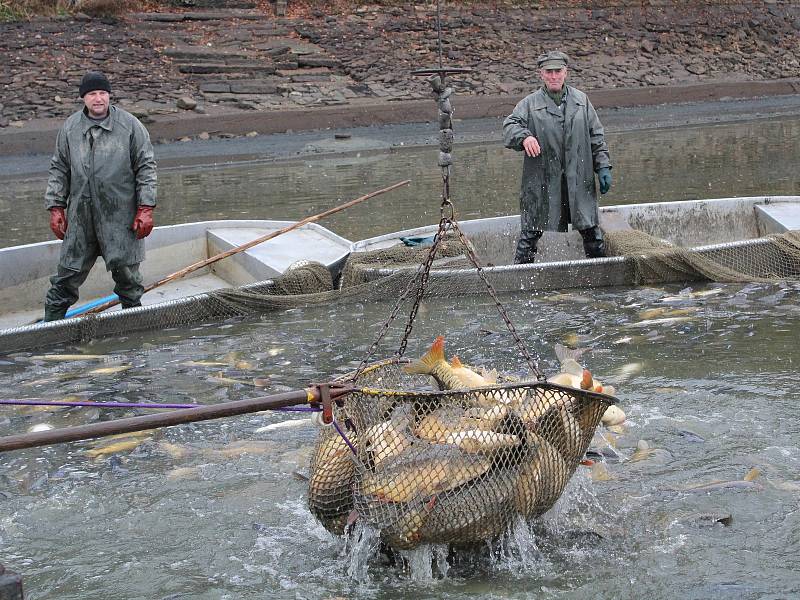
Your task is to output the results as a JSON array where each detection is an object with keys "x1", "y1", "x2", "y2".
[
  {"x1": 350, "y1": 214, "x2": 452, "y2": 380},
  {"x1": 350, "y1": 2, "x2": 543, "y2": 381},
  {"x1": 449, "y1": 219, "x2": 545, "y2": 380},
  {"x1": 396, "y1": 214, "x2": 452, "y2": 357}
]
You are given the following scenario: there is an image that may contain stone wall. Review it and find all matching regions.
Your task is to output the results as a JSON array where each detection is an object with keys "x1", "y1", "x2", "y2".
[{"x1": 1, "y1": 1, "x2": 799, "y2": 127}]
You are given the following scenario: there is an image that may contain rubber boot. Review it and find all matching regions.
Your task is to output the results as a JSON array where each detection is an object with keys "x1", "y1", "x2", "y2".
[
  {"x1": 514, "y1": 230, "x2": 543, "y2": 264},
  {"x1": 43, "y1": 306, "x2": 67, "y2": 322},
  {"x1": 579, "y1": 226, "x2": 606, "y2": 258}
]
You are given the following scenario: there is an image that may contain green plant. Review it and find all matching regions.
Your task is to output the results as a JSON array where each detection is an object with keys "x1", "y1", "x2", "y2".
[{"x1": 0, "y1": 1, "x2": 29, "y2": 21}]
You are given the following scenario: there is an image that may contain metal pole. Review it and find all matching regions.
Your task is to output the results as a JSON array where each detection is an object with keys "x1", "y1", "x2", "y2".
[{"x1": 0, "y1": 386, "x2": 353, "y2": 453}]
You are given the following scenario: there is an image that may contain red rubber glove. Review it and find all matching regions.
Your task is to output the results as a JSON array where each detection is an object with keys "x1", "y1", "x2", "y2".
[
  {"x1": 132, "y1": 206, "x2": 154, "y2": 239},
  {"x1": 49, "y1": 207, "x2": 67, "y2": 240}
]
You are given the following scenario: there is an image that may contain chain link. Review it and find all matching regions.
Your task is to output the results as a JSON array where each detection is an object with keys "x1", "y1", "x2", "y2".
[
  {"x1": 350, "y1": 215, "x2": 452, "y2": 380},
  {"x1": 450, "y1": 219, "x2": 544, "y2": 380}
]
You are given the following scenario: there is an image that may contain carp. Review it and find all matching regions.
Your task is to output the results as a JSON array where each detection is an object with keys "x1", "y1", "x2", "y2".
[
  {"x1": 308, "y1": 431, "x2": 358, "y2": 535},
  {"x1": 359, "y1": 447, "x2": 492, "y2": 504}
]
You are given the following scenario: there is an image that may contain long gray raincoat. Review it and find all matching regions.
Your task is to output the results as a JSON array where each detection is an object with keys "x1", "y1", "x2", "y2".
[
  {"x1": 44, "y1": 105, "x2": 157, "y2": 271},
  {"x1": 503, "y1": 85, "x2": 610, "y2": 232}
]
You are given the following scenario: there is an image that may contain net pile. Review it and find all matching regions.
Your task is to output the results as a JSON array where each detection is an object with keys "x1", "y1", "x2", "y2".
[
  {"x1": 308, "y1": 360, "x2": 615, "y2": 549},
  {"x1": 605, "y1": 230, "x2": 800, "y2": 284},
  {"x1": 339, "y1": 236, "x2": 470, "y2": 288}
]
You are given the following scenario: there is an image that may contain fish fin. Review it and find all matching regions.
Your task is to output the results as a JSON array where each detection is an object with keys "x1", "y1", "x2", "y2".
[
  {"x1": 580, "y1": 369, "x2": 594, "y2": 390},
  {"x1": 482, "y1": 368, "x2": 498, "y2": 384},
  {"x1": 555, "y1": 343, "x2": 587, "y2": 364},
  {"x1": 346, "y1": 509, "x2": 360, "y2": 527},
  {"x1": 450, "y1": 355, "x2": 463, "y2": 368},
  {"x1": 403, "y1": 336, "x2": 446, "y2": 375},
  {"x1": 603, "y1": 385, "x2": 616, "y2": 396},
  {"x1": 743, "y1": 467, "x2": 760, "y2": 482}
]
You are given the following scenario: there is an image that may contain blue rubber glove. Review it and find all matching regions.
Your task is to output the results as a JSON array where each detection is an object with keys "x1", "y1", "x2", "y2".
[{"x1": 598, "y1": 167, "x2": 612, "y2": 195}]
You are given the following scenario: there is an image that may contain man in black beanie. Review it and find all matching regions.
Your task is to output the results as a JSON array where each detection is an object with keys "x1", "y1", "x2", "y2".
[{"x1": 42, "y1": 70, "x2": 158, "y2": 321}]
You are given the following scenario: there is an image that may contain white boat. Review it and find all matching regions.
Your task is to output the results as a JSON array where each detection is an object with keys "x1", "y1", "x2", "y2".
[
  {"x1": 0, "y1": 196, "x2": 798, "y2": 352},
  {"x1": 0, "y1": 219, "x2": 352, "y2": 330},
  {"x1": 348, "y1": 195, "x2": 800, "y2": 293}
]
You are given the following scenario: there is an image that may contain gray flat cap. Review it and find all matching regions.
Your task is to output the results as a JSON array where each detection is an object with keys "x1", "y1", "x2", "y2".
[{"x1": 537, "y1": 51, "x2": 569, "y2": 70}]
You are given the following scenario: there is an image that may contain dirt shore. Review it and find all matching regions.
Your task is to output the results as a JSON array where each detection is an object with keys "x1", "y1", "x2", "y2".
[{"x1": 1, "y1": 1, "x2": 799, "y2": 160}]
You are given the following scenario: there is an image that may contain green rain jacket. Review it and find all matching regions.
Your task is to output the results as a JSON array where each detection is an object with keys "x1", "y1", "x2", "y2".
[
  {"x1": 44, "y1": 105, "x2": 157, "y2": 271},
  {"x1": 503, "y1": 85, "x2": 611, "y2": 232}
]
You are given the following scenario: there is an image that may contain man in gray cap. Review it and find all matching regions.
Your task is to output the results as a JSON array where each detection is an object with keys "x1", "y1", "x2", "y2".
[
  {"x1": 43, "y1": 71, "x2": 157, "y2": 321},
  {"x1": 503, "y1": 51, "x2": 612, "y2": 263}
]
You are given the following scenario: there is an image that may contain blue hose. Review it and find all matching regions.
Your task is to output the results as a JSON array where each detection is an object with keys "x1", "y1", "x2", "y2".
[{"x1": 65, "y1": 293, "x2": 119, "y2": 318}]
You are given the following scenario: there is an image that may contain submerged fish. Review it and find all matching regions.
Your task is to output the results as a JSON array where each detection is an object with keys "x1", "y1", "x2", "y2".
[
  {"x1": 202, "y1": 440, "x2": 277, "y2": 458},
  {"x1": 638, "y1": 307, "x2": 699, "y2": 320},
  {"x1": 180, "y1": 360, "x2": 229, "y2": 367},
  {"x1": 254, "y1": 418, "x2": 312, "y2": 433},
  {"x1": 32, "y1": 354, "x2": 109, "y2": 361},
  {"x1": 627, "y1": 316, "x2": 694, "y2": 328},
  {"x1": 207, "y1": 372, "x2": 257, "y2": 386},
  {"x1": 28, "y1": 423, "x2": 54, "y2": 433},
  {"x1": 88, "y1": 365, "x2": 132, "y2": 375},
  {"x1": 84, "y1": 438, "x2": 146, "y2": 458},
  {"x1": 680, "y1": 468, "x2": 764, "y2": 493},
  {"x1": 589, "y1": 461, "x2": 616, "y2": 482}
]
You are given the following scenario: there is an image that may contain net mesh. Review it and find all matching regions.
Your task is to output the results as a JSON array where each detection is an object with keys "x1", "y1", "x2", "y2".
[
  {"x1": 307, "y1": 360, "x2": 615, "y2": 549},
  {"x1": 605, "y1": 230, "x2": 800, "y2": 284}
]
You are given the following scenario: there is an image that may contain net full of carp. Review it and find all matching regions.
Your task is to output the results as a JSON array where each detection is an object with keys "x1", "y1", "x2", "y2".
[{"x1": 308, "y1": 359, "x2": 616, "y2": 549}]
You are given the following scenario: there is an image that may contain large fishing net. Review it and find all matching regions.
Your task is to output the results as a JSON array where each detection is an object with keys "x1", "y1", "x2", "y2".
[
  {"x1": 308, "y1": 360, "x2": 615, "y2": 549},
  {"x1": 605, "y1": 229, "x2": 800, "y2": 284}
]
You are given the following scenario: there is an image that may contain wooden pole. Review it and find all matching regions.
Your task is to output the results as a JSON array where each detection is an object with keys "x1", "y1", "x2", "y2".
[
  {"x1": 0, "y1": 386, "x2": 353, "y2": 453},
  {"x1": 85, "y1": 179, "x2": 411, "y2": 315}
]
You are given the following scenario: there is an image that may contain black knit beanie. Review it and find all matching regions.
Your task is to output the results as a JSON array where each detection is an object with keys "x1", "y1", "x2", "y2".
[{"x1": 79, "y1": 71, "x2": 111, "y2": 97}]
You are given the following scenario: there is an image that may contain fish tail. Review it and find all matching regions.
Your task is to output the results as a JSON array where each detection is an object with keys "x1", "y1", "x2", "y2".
[
  {"x1": 554, "y1": 343, "x2": 586, "y2": 364},
  {"x1": 404, "y1": 336, "x2": 446, "y2": 375}
]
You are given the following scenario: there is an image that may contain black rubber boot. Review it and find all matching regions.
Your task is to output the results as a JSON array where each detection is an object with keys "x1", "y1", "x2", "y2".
[
  {"x1": 43, "y1": 306, "x2": 68, "y2": 322},
  {"x1": 579, "y1": 226, "x2": 606, "y2": 258},
  {"x1": 514, "y1": 230, "x2": 543, "y2": 264}
]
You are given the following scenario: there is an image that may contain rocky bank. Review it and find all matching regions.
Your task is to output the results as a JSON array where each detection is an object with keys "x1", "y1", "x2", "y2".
[{"x1": 1, "y1": 1, "x2": 799, "y2": 128}]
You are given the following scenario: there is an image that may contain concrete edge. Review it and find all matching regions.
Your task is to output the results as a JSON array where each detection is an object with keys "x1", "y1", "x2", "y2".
[{"x1": 1, "y1": 78, "x2": 799, "y2": 157}]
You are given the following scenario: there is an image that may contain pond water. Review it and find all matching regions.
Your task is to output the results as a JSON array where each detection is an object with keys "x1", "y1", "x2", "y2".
[
  {"x1": 1, "y1": 117, "x2": 800, "y2": 599},
  {"x1": 1, "y1": 278, "x2": 799, "y2": 599},
  {"x1": 1, "y1": 116, "x2": 799, "y2": 248}
]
